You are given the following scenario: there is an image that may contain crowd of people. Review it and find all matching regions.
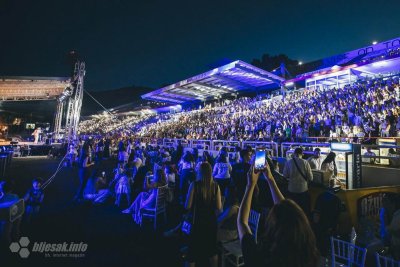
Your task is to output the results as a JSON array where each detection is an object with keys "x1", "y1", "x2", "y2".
[
  {"x1": 3, "y1": 74, "x2": 400, "y2": 264},
  {"x1": 58, "y1": 137, "x2": 399, "y2": 265},
  {"x1": 79, "y1": 75, "x2": 400, "y2": 144}
]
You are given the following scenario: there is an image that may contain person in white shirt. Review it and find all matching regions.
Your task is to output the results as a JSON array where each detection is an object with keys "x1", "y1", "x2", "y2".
[
  {"x1": 321, "y1": 152, "x2": 340, "y2": 185},
  {"x1": 380, "y1": 119, "x2": 390, "y2": 137},
  {"x1": 283, "y1": 147, "x2": 313, "y2": 215},
  {"x1": 307, "y1": 148, "x2": 323, "y2": 170},
  {"x1": 213, "y1": 152, "x2": 232, "y2": 195}
]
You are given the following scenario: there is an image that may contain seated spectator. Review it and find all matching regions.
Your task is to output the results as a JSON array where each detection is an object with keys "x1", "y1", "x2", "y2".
[
  {"x1": 238, "y1": 164, "x2": 319, "y2": 267},
  {"x1": 115, "y1": 166, "x2": 132, "y2": 207},
  {"x1": 84, "y1": 171, "x2": 110, "y2": 204},
  {"x1": 387, "y1": 148, "x2": 400, "y2": 167},
  {"x1": 132, "y1": 158, "x2": 151, "y2": 197},
  {"x1": 122, "y1": 168, "x2": 167, "y2": 225},
  {"x1": 184, "y1": 162, "x2": 222, "y2": 267},
  {"x1": 363, "y1": 147, "x2": 376, "y2": 164}
]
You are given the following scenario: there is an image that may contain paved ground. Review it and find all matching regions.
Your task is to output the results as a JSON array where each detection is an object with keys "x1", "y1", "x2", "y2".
[{"x1": 1, "y1": 157, "x2": 183, "y2": 267}]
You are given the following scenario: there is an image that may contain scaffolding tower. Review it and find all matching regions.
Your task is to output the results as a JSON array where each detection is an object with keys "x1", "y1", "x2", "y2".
[{"x1": 53, "y1": 61, "x2": 85, "y2": 143}]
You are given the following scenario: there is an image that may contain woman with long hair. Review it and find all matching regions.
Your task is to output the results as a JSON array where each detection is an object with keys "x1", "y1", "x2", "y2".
[
  {"x1": 185, "y1": 162, "x2": 222, "y2": 267},
  {"x1": 321, "y1": 152, "x2": 338, "y2": 180},
  {"x1": 75, "y1": 141, "x2": 94, "y2": 200},
  {"x1": 238, "y1": 164, "x2": 319, "y2": 267},
  {"x1": 122, "y1": 168, "x2": 167, "y2": 224}
]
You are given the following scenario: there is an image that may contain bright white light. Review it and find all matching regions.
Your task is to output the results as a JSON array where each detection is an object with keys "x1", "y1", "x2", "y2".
[
  {"x1": 285, "y1": 82, "x2": 294, "y2": 87},
  {"x1": 372, "y1": 41, "x2": 378, "y2": 45},
  {"x1": 372, "y1": 61, "x2": 387, "y2": 67},
  {"x1": 298, "y1": 61, "x2": 303, "y2": 65}
]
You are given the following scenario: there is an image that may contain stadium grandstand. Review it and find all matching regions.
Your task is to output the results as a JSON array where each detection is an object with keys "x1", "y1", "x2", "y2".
[
  {"x1": 72, "y1": 38, "x2": 400, "y2": 266},
  {"x1": 79, "y1": 37, "x2": 400, "y2": 142}
]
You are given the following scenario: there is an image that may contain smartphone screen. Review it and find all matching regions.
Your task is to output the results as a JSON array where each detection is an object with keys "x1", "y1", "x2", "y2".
[{"x1": 255, "y1": 149, "x2": 266, "y2": 170}]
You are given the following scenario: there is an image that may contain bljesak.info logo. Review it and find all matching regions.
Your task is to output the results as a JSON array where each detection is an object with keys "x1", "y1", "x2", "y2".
[{"x1": 9, "y1": 236, "x2": 88, "y2": 258}]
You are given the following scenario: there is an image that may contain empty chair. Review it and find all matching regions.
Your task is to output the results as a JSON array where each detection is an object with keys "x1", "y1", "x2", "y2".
[
  {"x1": 331, "y1": 237, "x2": 367, "y2": 267},
  {"x1": 376, "y1": 253, "x2": 400, "y2": 267}
]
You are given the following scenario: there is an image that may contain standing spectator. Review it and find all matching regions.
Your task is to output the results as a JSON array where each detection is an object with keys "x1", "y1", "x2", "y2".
[
  {"x1": 230, "y1": 147, "x2": 253, "y2": 203},
  {"x1": 0, "y1": 181, "x2": 21, "y2": 244},
  {"x1": 75, "y1": 142, "x2": 94, "y2": 201},
  {"x1": 380, "y1": 119, "x2": 390, "y2": 137},
  {"x1": 321, "y1": 152, "x2": 338, "y2": 181},
  {"x1": 238, "y1": 164, "x2": 319, "y2": 267},
  {"x1": 283, "y1": 147, "x2": 313, "y2": 216},
  {"x1": 23, "y1": 178, "x2": 44, "y2": 223},
  {"x1": 312, "y1": 179, "x2": 342, "y2": 257},
  {"x1": 179, "y1": 152, "x2": 196, "y2": 204},
  {"x1": 379, "y1": 194, "x2": 400, "y2": 260},
  {"x1": 212, "y1": 152, "x2": 232, "y2": 195},
  {"x1": 307, "y1": 148, "x2": 323, "y2": 170},
  {"x1": 185, "y1": 162, "x2": 222, "y2": 267}
]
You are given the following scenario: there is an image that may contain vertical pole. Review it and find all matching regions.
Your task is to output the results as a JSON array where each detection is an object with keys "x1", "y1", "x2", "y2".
[{"x1": 53, "y1": 101, "x2": 64, "y2": 140}]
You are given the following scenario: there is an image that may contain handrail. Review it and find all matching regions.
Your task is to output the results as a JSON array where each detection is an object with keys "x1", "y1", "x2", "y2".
[
  {"x1": 281, "y1": 142, "x2": 331, "y2": 157},
  {"x1": 211, "y1": 140, "x2": 240, "y2": 151},
  {"x1": 242, "y1": 141, "x2": 279, "y2": 157}
]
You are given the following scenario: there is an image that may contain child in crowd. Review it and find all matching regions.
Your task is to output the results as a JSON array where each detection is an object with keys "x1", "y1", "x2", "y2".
[{"x1": 24, "y1": 178, "x2": 44, "y2": 223}]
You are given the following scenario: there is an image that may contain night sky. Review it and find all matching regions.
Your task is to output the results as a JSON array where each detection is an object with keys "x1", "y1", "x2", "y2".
[{"x1": 1, "y1": 0, "x2": 399, "y2": 91}]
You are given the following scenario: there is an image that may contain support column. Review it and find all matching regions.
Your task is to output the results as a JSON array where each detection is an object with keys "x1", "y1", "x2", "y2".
[{"x1": 53, "y1": 101, "x2": 64, "y2": 140}]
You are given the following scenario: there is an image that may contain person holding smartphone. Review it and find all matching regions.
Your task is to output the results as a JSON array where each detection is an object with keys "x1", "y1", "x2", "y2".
[{"x1": 237, "y1": 164, "x2": 319, "y2": 267}]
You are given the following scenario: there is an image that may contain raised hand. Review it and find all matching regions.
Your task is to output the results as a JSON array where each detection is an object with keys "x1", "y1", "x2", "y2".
[{"x1": 247, "y1": 164, "x2": 260, "y2": 186}]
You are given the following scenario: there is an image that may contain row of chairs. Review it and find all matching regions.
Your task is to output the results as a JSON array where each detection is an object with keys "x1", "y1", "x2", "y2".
[{"x1": 332, "y1": 237, "x2": 400, "y2": 267}]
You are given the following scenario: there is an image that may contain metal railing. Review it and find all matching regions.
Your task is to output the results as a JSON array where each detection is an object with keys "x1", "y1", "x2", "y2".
[{"x1": 242, "y1": 141, "x2": 279, "y2": 157}]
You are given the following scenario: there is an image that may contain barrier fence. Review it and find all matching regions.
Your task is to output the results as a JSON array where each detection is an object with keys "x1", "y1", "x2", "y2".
[{"x1": 141, "y1": 137, "x2": 400, "y2": 160}]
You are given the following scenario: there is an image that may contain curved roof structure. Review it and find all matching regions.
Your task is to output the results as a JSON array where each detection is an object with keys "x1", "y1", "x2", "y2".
[{"x1": 142, "y1": 60, "x2": 285, "y2": 103}]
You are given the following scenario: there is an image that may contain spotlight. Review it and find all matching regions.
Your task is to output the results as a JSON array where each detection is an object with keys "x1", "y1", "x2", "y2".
[
  {"x1": 372, "y1": 41, "x2": 378, "y2": 45},
  {"x1": 298, "y1": 61, "x2": 303, "y2": 65}
]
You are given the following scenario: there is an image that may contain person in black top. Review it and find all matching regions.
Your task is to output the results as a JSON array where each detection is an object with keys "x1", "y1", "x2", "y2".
[
  {"x1": 238, "y1": 163, "x2": 319, "y2": 267},
  {"x1": 312, "y1": 179, "x2": 342, "y2": 257},
  {"x1": 131, "y1": 158, "x2": 151, "y2": 198},
  {"x1": 75, "y1": 141, "x2": 94, "y2": 201},
  {"x1": 175, "y1": 140, "x2": 184, "y2": 164},
  {"x1": 230, "y1": 147, "x2": 252, "y2": 203},
  {"x1": 185, "y1": 162, "x2": 222, "y2": 267}
]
